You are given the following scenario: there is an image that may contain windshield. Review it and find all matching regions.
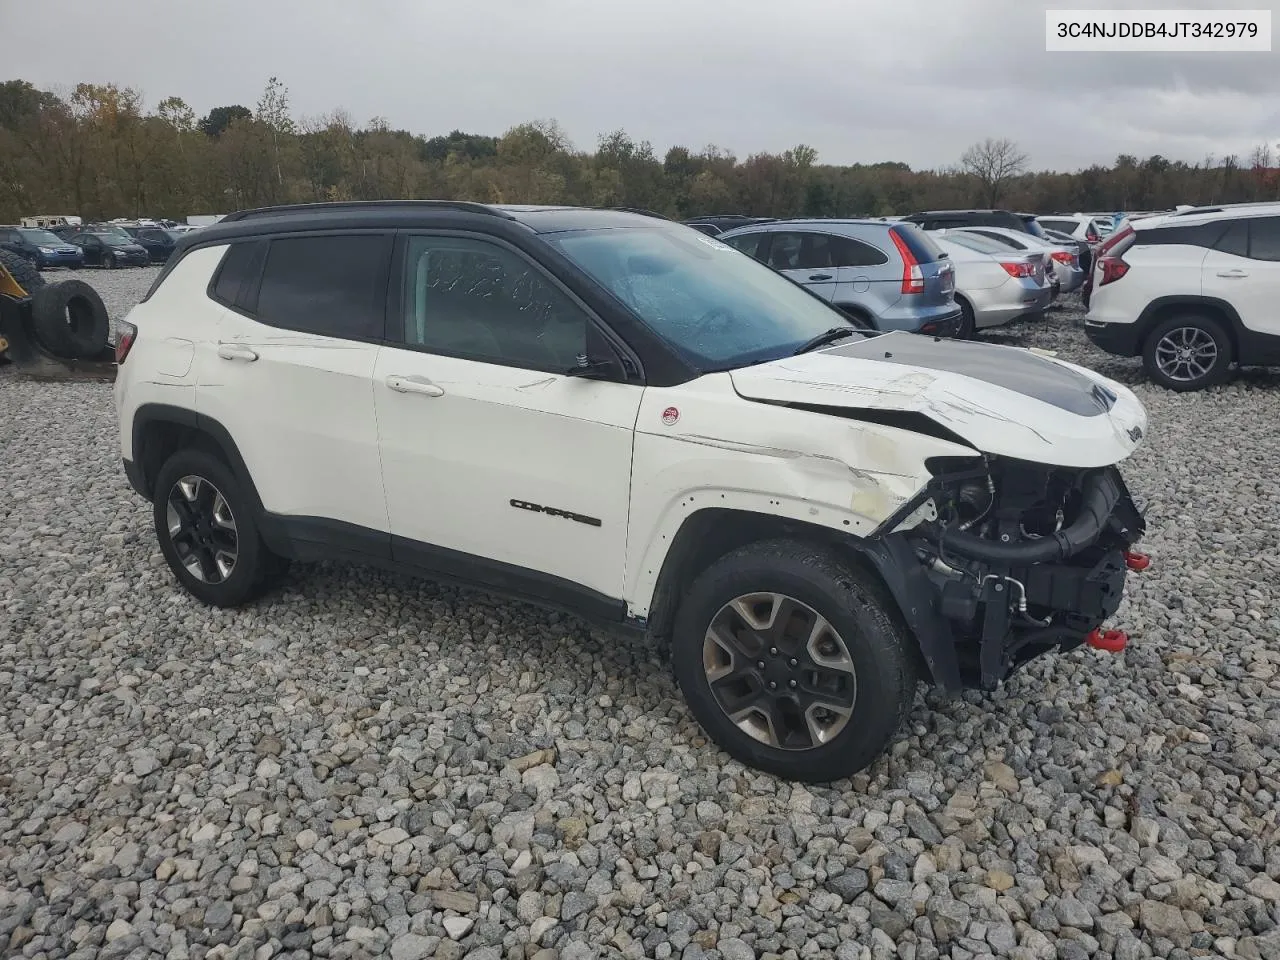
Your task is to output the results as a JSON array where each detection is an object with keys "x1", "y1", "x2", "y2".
[
  {"x1": 19, "y1": 229, "x2": 63, "y2": 244},
  {"x1": 1021, "y1": 218, "x2": 1049, "y2": 239},
  {"x1": 548, "y1": 223, "x2": 862, "y2": 369}
]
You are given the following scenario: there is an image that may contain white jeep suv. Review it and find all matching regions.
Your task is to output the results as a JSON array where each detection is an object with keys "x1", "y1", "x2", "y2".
[
  {"x1": 1085, "y1": 202, "x2": 1280, "y2": 390},
  {"x1": 115, "y1": 201, "x2": 1150, "y2": 782}
]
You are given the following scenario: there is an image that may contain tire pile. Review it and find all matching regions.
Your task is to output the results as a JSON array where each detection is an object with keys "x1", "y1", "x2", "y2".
[{"x1": 0, "y1": 249, "x2": 112, "y2": 362}]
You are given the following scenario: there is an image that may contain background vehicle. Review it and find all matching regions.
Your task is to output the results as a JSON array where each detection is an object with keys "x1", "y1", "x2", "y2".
[
  {"x1": 69, "y1": 231, "x2": 149, "y2": 268},
  {"x1": 122, "y1": 225, "x2": 180, "y2": 263},
  {"x1": 0, "y1": 226, "x2": 84, "y2": 269},
  {"x1": 683, "y1": 215, "x2": 777, "y2": 237},
  {"x1": 902, "y1": 210, "x2": 1051, "y2": 241},
  {"x1": 1037, "y1": 214, "x2": 1104, "y2": 245},
  {"x1": 931, "y1": 232, "x2": 1052, "y2": 335},
  {"x1": 1085, "y1": 203, "x2": 1280, "y2": 390},
  {"x1": 717, "y1": 218, "x2": 962, "y2": 335},
  {"x1": 20, "y1": 215, "x2": 80, "y2": 229},
  {"x1": 115, "y1": 200, "x2": 1148, "y2": 782},
  {"x1": 949, "y1": 226, "x2": 1083, "y2": 294},
  {"x1": 1040, "y1": 227, "x2": 1095, "y2": 275}
]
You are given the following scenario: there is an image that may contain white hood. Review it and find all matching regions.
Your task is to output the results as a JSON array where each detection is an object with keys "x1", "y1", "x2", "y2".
[{"x1": 730, "y1": 332, "x2": 1148, "y2": 469}]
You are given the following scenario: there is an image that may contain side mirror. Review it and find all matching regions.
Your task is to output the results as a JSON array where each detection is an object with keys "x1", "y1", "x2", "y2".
[{"x1": 565, "y1": 354, "x2": 622, "y2": 380}]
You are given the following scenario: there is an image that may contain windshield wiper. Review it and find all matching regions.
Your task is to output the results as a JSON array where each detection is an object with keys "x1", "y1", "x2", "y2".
[{"x1": 793, "y1": 326, "x2": 858, "y2": 356}]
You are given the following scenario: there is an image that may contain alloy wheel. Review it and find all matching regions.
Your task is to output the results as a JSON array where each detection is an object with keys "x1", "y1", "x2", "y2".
[
  {"x1": 165, "y1": 475, "x2": 239, "y2": 583},
  {"x1": 1154, "y1": 326, "x2": 1217, "y2": 383},
  {"x1": 702, "y1": 592, "x2": 857, "y2": 751}
]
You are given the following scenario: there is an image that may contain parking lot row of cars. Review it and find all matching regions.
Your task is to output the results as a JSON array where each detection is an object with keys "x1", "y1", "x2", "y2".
[
  {"x1": 686, "y1": 209, "x2": 1098, "y2": 340},
  {"x1": 0, "y1": 219, "x2": 196, "y2": 270}
]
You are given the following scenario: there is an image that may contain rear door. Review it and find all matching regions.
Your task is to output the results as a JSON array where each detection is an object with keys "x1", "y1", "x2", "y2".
[
  {"x1": 198, "y1": 232, "x2": 393, "y2": 543},
  {"x1": 759, "y1": 231, "x2": 840, "y2": 300},
  {"x1": 1202, "y1": 216, "x2": 1280, "y2": 340}
]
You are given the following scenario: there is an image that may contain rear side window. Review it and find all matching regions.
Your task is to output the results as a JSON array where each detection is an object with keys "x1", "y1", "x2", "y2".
[
  {"x1": 1248, "y1": 217, "x2": 1280, "y2": 261},
  {"x1": 210, "y1": 241, "x2": 265, "y2": 309},
  {"x1": 891, "y1": 224, "x2": 945, "y2": 263},
  {"x1": 255, "y1": 235, "x2": 389, "y2": 340},
  {"x1": 1211, "y1": 220, "x2": 1248, "y2": 258}
]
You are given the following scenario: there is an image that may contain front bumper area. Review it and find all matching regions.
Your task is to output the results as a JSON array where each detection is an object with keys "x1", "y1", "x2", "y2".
[{"x1": 872, "y1": 463, "x2": 1147, "y2": 694}]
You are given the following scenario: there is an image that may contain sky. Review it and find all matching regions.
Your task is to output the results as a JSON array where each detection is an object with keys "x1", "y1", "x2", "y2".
[{"x1": 2, "y1": 0, "x2": 1277, "y2": 172}]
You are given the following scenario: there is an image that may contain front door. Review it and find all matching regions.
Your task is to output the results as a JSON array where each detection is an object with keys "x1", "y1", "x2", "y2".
[
  {"x1": 373, "y1": 233, "x2": 642, "y2": 607},
  {"x1": 1201, "y1": 216, "x2": 1280, "y2": 340}
]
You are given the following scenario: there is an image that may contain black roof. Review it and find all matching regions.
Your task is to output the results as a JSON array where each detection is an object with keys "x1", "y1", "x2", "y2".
[
  {"x1": 906, "y1": 209, "x2": 1019, "y2": 217},
  {"x1": 191, "y1": 201, "x2": 671, "y2": 249}
]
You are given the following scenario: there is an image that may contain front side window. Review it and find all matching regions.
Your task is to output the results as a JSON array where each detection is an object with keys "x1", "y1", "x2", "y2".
[
  {"x1": 256, "y1": 235, "x2": 387, "y2": 340},
  {"x1": 401, "y1": 236, "x2": 587, "y2": 372},
  {"x1": 548, "y1": 222, "x2": 863, "y2": 370}
]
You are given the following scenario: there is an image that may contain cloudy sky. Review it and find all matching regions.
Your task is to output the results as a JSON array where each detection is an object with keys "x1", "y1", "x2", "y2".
[{"x1": 2, "y1": 0, "x2": 1277, "y2": 171}]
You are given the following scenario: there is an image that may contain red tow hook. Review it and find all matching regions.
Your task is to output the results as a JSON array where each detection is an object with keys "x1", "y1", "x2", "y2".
[
  {"x1": 1124, "y1": 550, "x2": 1150, "y2": 571},
  {"x1": 1086, "y1": 628, "x2": 1129, "y2": 653}
]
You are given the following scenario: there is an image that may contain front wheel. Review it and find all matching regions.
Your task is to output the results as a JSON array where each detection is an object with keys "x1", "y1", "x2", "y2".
[
  {"x1": 671, "y1": 540, "x2": 918, "y2": 782},
  {"x1": 152, "y1": 449, "x2": 272, "y2": 607},
  {"x1": 1142, "y1": 313, "x2": 1233, "y2": 391}
]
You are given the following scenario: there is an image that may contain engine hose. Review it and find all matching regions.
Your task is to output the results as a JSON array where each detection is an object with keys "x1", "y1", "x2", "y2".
[{"x1": 937, "y1": 469, "x2": 1121, "y2": 565}]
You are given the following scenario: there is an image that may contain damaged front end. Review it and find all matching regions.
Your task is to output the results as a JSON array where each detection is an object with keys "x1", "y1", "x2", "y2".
[{"x1": 878, "y1": 454, "x2": 1147, "y2": 691}]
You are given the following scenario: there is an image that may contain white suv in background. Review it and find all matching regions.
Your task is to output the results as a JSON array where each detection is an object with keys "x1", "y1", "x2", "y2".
[
  {"x1": 1085, "y1": 203, "x2": 1280, "y2": 391},
  {"x1": 1037, "y1": 214, "x2": 1105, "y2": 245}
]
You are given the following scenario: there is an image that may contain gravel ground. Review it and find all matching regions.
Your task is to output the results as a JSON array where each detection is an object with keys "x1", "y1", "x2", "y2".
[{"x1": 2, "y1": 267, "x2": 1280, "y2": 960}]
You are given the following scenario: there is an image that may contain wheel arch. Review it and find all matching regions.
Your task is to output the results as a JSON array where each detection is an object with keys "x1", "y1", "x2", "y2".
[
  {"x1": 642, "y1": 506, "x2": 961, "y2": 692},
  {"x1": 1135, "y1": 295, "x2": 1242, "y2": 357},
  {"x1": 131, "y1": 404, "x2": 265, "y2": 512}
]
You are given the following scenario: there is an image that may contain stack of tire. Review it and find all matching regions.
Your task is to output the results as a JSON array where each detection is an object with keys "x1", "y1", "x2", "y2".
[{"x1": 0, "y1": 249, "x2": 112, "y2": 362}]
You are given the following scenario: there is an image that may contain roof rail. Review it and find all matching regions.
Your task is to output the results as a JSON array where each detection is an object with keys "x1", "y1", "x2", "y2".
[
  {"x1": 218, "y1": 200, "x2": 514, "y2": 224},
  {"x1": 609, "y1": 206, "x2": 672, "y2": 220}
]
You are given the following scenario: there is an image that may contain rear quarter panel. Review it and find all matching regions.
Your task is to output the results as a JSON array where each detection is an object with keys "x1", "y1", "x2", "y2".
[{"x1": 114, "y1": 245, "x2": 226, "y2": 460}]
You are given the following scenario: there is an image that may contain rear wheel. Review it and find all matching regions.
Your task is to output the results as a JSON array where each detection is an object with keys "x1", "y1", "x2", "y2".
[
  {"x1": 955, "y1": 296, "x2": 976, "y2": 339},
  {"x1": 153, "y1": 449, "x2": 273, "y2": 607},
  {"x1": 1142, "y1": 313, "x2": 1233, "y2": 391},
  {"x1": 671, "y1": 539, "x2": 918, "y2": 782}
]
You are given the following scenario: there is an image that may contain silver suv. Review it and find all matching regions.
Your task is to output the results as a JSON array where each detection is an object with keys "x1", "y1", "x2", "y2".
[{"x1": 717, "y1": 219, "x2": 962, "y2": 335}]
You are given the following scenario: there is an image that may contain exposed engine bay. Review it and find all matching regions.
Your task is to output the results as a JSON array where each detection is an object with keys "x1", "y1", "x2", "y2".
[{"x1": 903, "y1": 455, "x2": 1147, "y2": 689}]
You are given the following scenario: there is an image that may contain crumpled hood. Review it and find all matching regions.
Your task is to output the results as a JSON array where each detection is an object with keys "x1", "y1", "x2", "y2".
[{"x1": 729, "y1": 332, "x2": 1148, "y2": 468}]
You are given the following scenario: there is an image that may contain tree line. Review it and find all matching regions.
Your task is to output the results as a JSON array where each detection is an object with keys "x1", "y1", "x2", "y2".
[{"x1": 1, "y1": 77, "x2": 1277, "y2": 225}]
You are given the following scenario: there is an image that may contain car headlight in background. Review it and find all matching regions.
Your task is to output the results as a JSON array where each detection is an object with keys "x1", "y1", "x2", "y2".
[{"x1": 38, "y1": 246, "x2": 54, "y2": 254}]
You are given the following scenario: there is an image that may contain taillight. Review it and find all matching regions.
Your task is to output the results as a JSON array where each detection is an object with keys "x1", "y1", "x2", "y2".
[
  {"x1": 115, "y1": 321, "x2": 137, "y2": 364},
  {"x1": 1097, "y1": 256, "x2": 1129, "y2": 286},
  {"x1": 1051, "y1": 251, "x2": 1075, "y2": 264},
  {"x1": 1000, "y1": 261, "x2": 1033, "y2": 278},
  {"x1": 889, "y1": 229, "x2": 925, "y2": 294}
]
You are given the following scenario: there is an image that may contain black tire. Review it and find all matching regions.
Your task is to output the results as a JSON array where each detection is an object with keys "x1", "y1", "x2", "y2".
[
  {"x1": 31, "y1": 280, "x2": 111, "y2": 359},
  {"x1": 955, "y1": 296, "x2": 976, "y2": 339},
  {"x1": 671, "y1": 539, "x2": 918, "y2": 782},
  {"x1": 152, "y1": 449, "x2": 271, "y2": 608},
  {"x1": 0, "y1": 249, "x2": 45, "y2": 294},
  {"x1": 1142, "y1": 312, "x2": 1233, "y2": 392}
]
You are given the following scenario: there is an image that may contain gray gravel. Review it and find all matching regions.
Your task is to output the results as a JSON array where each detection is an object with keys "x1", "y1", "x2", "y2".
[{"x1": 3, "y1": 270, "x2": 1280, "y2": 960}]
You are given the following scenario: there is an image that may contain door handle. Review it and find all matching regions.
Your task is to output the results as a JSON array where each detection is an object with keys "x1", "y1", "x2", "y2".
[
  {"x1": 386, "y1": 374, "x2": 445, "y2": 397},
  {"x1": 808, "y1": 273, "x2": 834, "y2": 281},
  {"x1": 1216, "y1": 269, "x2": 1249, "y2": 278},
  {"x1": 217, "y1": 343, "x2": 258, "y2": 362}
]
